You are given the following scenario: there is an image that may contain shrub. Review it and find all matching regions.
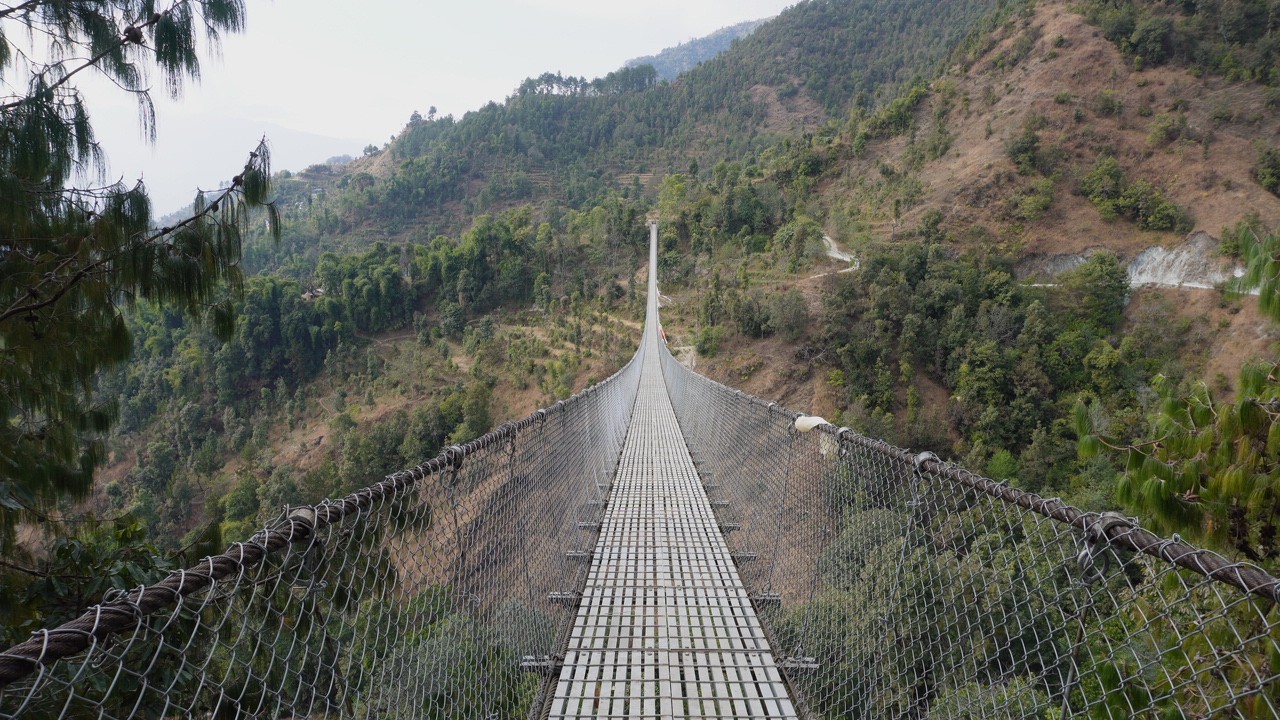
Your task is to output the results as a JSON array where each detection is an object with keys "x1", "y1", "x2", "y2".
[
  {"x1": 1094, "y1": 90, "x2": 1123, "y2": 116},
  {"x1": 1093, "y1": 5, "x2": 1136, "y2": 46},
  {"x1": 1220, "y1": 214, "x2": 1263, "y2": 258},
  {"x1": 766, "y1": 289, "x2": 810, "y2": 343},
  {"x1": 1007, "y1": 128, "x2": 1041, "y2": 174},
  {"x1": 1013, "y1": 177, "x2": 1055, "y2": 221},
  {"x1": 1147, "y1": 112, "x2": 1189, "y2": 147},
  {"x1": 695, "y1": 326, "x2": 726, "y2": 357},
  {"x1": 1081, "y1": 156, "x2": 1190, "y2": 232},
  {"x1": 1256, "y1": 144, "x2": 1280, "y2": 196},
  {"x1": 1080, "y1": 156, "x2": 1128, "y2": 217},
  {"x1": 1126, "y1": 180, "x2": 1189, "y2": 232},
  {"x1": 1129, "y1": 16, "x2": 1174, "y2": 66},
  {"x1": 864, "y1": 82, "x2": 930, "y2": 139}
]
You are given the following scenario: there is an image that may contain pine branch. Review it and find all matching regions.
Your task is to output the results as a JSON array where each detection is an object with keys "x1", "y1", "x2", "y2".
[
  {"x1": 1094, "y1": 435, "x2": 1163, "y2": 455},
  {"x1": 0, "y1": 559, "x2": 95, "y2": 582},
  {"x1": 0, "y1": 154, "x2": 265, "y2": 325},
  {"x1": 0, "y1": 559, "x2": 49, "y2": 578},
  {"x1": 0, "y1": 0, "x2": 47, "y2": 21},
  {"x1": 0, "y1": 12, "x2": 161, "y2": 112}
]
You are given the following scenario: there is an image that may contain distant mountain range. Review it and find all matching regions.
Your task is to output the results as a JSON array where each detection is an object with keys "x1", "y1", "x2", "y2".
[{"x1": 625, "y1": 18, "x2": 770, "y2": 82}]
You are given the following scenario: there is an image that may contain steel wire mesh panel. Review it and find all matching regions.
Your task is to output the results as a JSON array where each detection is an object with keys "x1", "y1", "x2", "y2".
[
  {"x1": 0, "y1": 344, "x2": 645, "y2": 720},
  {"x1": 660, "y1": 345, "x2": 1280, "y2": 719}
]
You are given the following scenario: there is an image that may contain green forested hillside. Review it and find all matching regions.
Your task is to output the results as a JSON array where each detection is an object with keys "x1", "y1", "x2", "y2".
[
  {"x1": 331, "y1": 0, "x2": 1006, "y2": 237},
  {"x1": 1080, "y1": 0, "x2": 1279, "y2": 81},
  {"x1": 7, "y1": 0, "x2": 1280, "y2": 653},
  {"x1": 21, "y1": 0, "x2": 1021, "y2": 580},
  {"x1": 625, "y1": 18, "x2": 769, "y2": 82}
]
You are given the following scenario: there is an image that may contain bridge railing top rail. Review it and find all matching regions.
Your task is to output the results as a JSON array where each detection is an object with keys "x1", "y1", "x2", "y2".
[{"x1": 812, "y1": 423, "x2": 1280, "y2": 604}]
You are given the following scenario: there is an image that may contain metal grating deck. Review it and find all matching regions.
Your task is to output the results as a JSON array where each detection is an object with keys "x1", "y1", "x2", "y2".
[{"x1": 548, "y1": 269, "x2": 798, "y2": 719}]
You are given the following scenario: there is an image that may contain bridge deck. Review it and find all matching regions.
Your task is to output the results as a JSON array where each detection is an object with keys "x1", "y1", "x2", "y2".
[{"x1": 548, "y1": 331, "x2": 797, "y2": 718}]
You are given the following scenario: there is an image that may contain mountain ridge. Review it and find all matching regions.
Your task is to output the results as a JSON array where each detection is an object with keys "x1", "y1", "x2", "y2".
[
  {"x1": 625, "y1": 18, "x2": 771, "y2": 82},
  {"x1": 63, "y1": 0, "x2": 1280, "y2": 590}
]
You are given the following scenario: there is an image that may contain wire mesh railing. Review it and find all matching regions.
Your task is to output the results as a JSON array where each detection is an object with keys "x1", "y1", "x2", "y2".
[
  {"x1": 5, "y1": 215, "x2": 1280, "y2": 719},
  {"x1": 0, "y1": 340, "x2": 644, "y2": 719},
  {"x1": 660, "y1": 343, "x2": 1280, "y2": 719}
]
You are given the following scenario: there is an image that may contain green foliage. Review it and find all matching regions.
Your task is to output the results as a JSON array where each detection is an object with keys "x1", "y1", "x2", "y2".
[
  {"x1": 695, "y1": 325, "x2": 727, "y2": 357},
  {"x1": 863, "y1": 81, "x2": 931, "y2": 140},
  {"x1": 360, "y1": 594, "x2": 545, "y2": 719},
  {"x1": 1093, "y1": 89, "x2": 1124, "y2": 116},
  {"x1": 663, "y1": 162, "x2": 781, "y2": 254},
  {"x1": 1256, "y1": 144, "x2": 1280, "y2": 196},
  {"x1": 1080, "y1": 156, "x2": 1128, "y2": 218},
  {"x1": 986, "y1": 449, "x2": 1020, "y2": 480},
  {"x1": 0, "y1": 0, "x2": 276, "y2": 547},
  {"x1": 1073, "y1": 228, "x2": 1280, "y2": 566},
  {"x1": 787, "y1": 503, "x2": 1071, "y2": 718},
  {"x1": 1081, "y1": 0, "x2": 1280, "y2": 83},
  {"x1": 451, "y1": 382, "x2": 494, "y2": 444},
  {"x1": 1080, "y1": 156, "x2": 1191, "y2": 232},
  {"x1": 1129, "y1": 15, "x2": 1175, "y2": 66},
  {"x1": 1012, "y1": 177, "x2": 1055, "y2": 222},
  {"x1": 1220, "y1": 213, "x2": 1264, "y2": 258},
  {"x1": 732, "y1": 292, "x2": 772, "y2": 339},
  {"x1": 817, "y1": 234, "x2": 1167, "y2": 478},
  {"x1": 1076, "y1": 366, "x2": 1280, "y2": 567},
  {"x1": 1236, "y1": 227, "x2": 1280, "y2": 323},
  {"x1": 437, "y1": 300, "x2": 465, "y2": 338},
  {"x1": 772, "y1": 216, "x2": 824, "y2": 268},
  {"x1": 1056, "y1": 252, "x2": 1131, "y2": 332},
  {"x1": 767, "y1": 289, "x2": 810, "y2": 343},
  {"x1": 97, "y1": 275, "x2": 344, "y2": 471},
  {"x1": 1146, "y1": 112, "x2": 1190, "y2": 147},
  {"x1": 818, "y1": 509, "x2": 908, "y2": 588},
  {"x1": 318, "y1": 243, "x2": 417, "y2": 333},
  {"x1": 0, "y1": 515, "x2": 174, "y2": 650},
  {"x1": 1006, "y1": 127, "x2": 1042, "y2": 175}
]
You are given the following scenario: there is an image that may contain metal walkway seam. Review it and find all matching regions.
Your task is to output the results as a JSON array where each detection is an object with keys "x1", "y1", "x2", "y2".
[{"x1": 547, "y1": 223, "x2": 797, "y2": 719}]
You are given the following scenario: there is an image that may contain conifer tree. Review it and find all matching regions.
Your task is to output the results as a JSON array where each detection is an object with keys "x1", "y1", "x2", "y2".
[
  {"x1": 1075, "y1": 228, "x2": 1280, "y2": 567},
  {"x1": 0, "y1": 0, "x2": 278, "y2": 547}
]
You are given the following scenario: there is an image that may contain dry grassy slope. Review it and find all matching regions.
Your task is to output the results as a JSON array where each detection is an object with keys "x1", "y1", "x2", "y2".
[
  {"x1": 895, "y1": 0, "x2": 1280, "y2": 256},
  {"x1": 90, "y1": 308, "x2": 633, "y2": 543},
  {"x1": 677, "y1": 0, "x2": 1280, "y2": 421}
]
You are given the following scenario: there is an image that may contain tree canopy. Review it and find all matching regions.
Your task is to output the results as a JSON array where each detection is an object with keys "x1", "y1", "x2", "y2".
[
  {"x1": 0, "y1": 0, "x2": 277, "y2": 547},
  {"x1": 1077, "y1": 228, "x2": 1280, "y2": 568}
]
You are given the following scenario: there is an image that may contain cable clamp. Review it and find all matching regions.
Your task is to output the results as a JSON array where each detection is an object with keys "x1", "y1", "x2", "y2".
[
  {"x1": 1077, "y1": 511, "x2": 1134, "y2": 584},
  {"x1": 914, "y1": 451, "x2": 939, "y2": 470}
]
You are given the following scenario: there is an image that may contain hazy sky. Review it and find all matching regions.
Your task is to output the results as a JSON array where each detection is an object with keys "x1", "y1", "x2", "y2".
[{"x1": 82, "y1": 0, "x2": 795, "y2": 213}]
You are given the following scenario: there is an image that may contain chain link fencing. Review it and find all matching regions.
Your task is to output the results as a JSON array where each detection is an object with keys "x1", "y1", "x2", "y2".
[
  {"x1": 0, "y1": 341, "x2": 645, "y2": 719},
  {"x1": 661, "y1": 344, "x2": 1280, "y2": 719},
  {"x1": 4, "y1": 216, "x2": 1280, "y2": 720}
]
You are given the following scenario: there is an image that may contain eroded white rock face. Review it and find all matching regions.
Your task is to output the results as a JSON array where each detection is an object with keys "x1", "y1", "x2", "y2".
[
  {"x1": 1015, "y1": 250, "x2": 1095, "y2": 285},
  {"x1": 1127, "y1": 231, "x2": 1245, "y2": 290},
  {"x1": 1016, "y1": 232, "x2": 1251, "y2": 292}
]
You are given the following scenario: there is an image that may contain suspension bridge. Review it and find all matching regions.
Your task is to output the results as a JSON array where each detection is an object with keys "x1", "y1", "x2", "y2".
[{"x1": 0, "y1": 225, "x2": 1277, "y2": 719}]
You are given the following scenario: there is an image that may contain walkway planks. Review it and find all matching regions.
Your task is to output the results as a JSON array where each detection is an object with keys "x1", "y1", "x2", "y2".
[{"x1": 549, "y1": 223, "x2": 797, "y2": 719}]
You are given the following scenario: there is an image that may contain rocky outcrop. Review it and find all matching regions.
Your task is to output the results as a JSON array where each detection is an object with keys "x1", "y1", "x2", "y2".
[
  {"x1": 1127, "y1": 231, "x2": 1244, "y2": 290},
  {"x1": 1016, "y1": 232, "x2": 1248, "y2": 291}
]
